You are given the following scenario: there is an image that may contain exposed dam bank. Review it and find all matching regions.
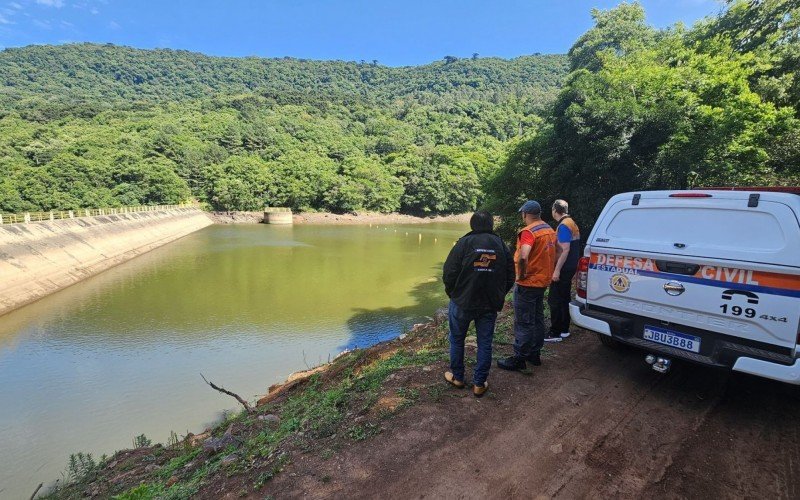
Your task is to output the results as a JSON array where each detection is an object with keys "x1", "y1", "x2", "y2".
[
  {"x1": 0, "y1": 209, "x2": 468, "y2": 318},
  {"x1": 0, "y1": 207, "x2": 212, "y2": 317}
]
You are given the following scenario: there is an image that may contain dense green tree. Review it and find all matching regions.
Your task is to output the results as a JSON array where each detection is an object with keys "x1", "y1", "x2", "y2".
[
  {"x1": 203, "y1": 155, "x2": 271, "y2": 211},
  {"x1": 567, "y1": 1, "x2": 656, "y2": 72},
  {"x1": 486, "y1": 0, "x2": 800, "y2": 237},
  {"x1": 0, "y1": 45, "x2": 566, "y2": 214},
  {"x1": 0, "y1": 44, "x2": 567, "y2": 109}
]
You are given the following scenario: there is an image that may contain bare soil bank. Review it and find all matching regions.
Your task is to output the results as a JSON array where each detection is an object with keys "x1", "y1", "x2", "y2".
[
  {"x1": 206, "y1": 211, "x2": 471, "y2": 225},
  {"x1": 45, "y1": 303, "x2": 800, "y2": 499}
]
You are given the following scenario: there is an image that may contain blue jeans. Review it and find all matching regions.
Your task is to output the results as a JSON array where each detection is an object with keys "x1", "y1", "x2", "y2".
[
  {"x1": 513, "y1": 285, "x2": 546, "y2": 358},
  {"x1": 448, "y1": 300, "x2": 497, "y2": 386}
]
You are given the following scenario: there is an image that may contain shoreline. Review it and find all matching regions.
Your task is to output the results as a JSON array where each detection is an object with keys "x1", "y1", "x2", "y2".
[
  {"x1": 206, "y1": 211, "x2": 471, "y2": 225},
  {"x1": 40, "y1": 312, "x2": 452, "y2": 498}
]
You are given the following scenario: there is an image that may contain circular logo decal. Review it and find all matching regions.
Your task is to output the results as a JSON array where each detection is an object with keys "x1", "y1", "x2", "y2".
[{"x1": 610, "y1": 273, "x2": 630, "y2": 293}]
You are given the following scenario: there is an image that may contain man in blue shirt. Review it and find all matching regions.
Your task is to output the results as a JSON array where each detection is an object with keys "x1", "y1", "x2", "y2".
[{"x1": 545, "y1": 199, "x2": 581, "y2": 342}]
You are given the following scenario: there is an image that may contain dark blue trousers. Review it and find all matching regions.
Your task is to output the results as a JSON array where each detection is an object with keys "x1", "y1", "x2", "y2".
[
  {"x1": 513, "y1": 285, "x2": 546, "y2": 358},
  {"x1": 448, "y1": 301, "x2": 497, "y2": 386}
]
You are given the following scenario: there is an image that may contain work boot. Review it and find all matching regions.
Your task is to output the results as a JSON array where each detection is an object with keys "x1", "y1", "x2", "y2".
[
  {"x1": 526, "y1": 351, "x2": 542, "y2": 366},
  {"x1": 497, "y1": 355, "x2": 526, "y2": 371},
  {"x1": 473, "y1": 381, "x2": 489, "y2": 398},
  {"x1": 444, "y1": 371, "x2": 465, "y2": 388}
]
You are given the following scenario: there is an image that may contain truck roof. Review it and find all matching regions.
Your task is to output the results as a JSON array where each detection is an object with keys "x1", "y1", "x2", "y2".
[
  {"x1": 607, "y1": 189, "x2": 800, "y2": 211},
  {"x1": 699, "y1": 186, "x2": 800, "y2": 195}
]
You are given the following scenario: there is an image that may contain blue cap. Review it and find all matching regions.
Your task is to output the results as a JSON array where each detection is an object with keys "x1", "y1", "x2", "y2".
[{"x1": 518, "y1": 200, "x2": 541, "y2": 215}]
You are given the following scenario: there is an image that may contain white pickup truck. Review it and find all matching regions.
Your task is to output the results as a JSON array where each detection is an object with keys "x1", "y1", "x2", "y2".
[{"x1": 570, "y1": 188, "x2": 800, "y2": 384}]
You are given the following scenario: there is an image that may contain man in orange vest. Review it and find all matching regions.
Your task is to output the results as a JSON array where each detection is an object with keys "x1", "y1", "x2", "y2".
[{"x1": 498, "y1": 200, "x2": 556, "y2": 371}]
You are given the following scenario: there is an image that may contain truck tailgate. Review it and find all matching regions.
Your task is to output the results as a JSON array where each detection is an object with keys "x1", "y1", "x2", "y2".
[{"x1": 586, "y1": 251, "x2": 800, "y2": 349}]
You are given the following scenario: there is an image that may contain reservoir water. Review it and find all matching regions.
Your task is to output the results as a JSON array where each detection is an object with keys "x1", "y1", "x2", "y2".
[{"x1": 0, "y1": 222, "x2": 466, "y2": 498}]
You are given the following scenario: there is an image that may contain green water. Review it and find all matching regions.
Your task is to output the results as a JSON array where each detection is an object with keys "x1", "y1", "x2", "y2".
[{"x1": 0, "y1": 222, "x2": 466, "y2": 498}]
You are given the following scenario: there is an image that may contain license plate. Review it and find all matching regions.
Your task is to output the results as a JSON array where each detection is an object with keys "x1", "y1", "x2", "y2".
[{"x1": 643, "y1": 326, "x2": 701, "y2": 353}]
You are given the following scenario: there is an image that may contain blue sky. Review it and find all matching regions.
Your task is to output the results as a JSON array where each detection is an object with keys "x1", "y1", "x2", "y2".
[{"x1": 0, "y1": 0, "x2": 723, "y2": 66}]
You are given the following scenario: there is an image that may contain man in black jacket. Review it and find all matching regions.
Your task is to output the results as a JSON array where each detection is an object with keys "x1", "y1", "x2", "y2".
[{"x1": 442, "y1": 211, "x2": 515, "y2": 397}]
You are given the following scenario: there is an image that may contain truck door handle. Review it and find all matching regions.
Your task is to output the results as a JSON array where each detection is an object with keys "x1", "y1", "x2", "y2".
[
  {"x1": 655, "y1": 260, "x2": 700, "y2": 276},
  {"x1": 663, "y1": 281, "x2": 685, "y2": 296}
]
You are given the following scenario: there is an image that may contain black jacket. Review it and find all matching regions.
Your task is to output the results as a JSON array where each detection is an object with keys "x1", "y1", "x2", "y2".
[{"x1": 442, "y1": 230, "x2": 515, "y2": 312}]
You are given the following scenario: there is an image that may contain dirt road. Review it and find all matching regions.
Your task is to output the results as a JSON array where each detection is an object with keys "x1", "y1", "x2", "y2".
[{"x1": 271, "y1": 329, "x2": 800, "y2": 499}]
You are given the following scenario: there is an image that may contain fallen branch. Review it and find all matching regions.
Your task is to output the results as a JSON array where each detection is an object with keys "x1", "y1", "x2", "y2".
[
  {"x1": 200, "y1": 373, "x2": 254, "y2": 414},
  {"x1": 30, "y1": 483, "x2": 43, "y2": 500}
]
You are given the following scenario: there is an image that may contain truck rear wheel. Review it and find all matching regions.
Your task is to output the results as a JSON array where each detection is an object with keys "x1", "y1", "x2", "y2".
[{"x1": 597, "y1": 333, "x2": 619, "y2": 349}]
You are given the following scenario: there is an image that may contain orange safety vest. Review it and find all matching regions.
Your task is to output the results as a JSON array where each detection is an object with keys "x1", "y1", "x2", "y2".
[{"x1": 514, "y1": 221, "x2": 556, "y2": 288}]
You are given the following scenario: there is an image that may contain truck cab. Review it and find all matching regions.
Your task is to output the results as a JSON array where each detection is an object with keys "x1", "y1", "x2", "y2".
[{"x1": 570, "y1": 188, "x2": 800, "y2": 384}]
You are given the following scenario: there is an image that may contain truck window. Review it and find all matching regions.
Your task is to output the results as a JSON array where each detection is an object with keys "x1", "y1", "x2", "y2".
[{"x1": 604, "y1": 207, "x2": 786, "y2": 252}]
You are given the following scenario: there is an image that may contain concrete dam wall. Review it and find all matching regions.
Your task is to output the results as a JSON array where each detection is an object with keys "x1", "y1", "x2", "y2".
[{"x1": 0, "y1": 207, "x2": 212, "y2": 316}]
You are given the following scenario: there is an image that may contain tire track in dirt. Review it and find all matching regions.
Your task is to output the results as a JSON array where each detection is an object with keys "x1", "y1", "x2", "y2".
[
  {"x1": 644, "y1": 369, "x2": 800, "y2": 499},
  {"x1": 548, "y1": 361, "x2": 729, "y2": 498}
]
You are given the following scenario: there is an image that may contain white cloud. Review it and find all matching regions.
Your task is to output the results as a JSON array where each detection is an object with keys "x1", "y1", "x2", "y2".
[
  {"x1": 108, "y1": 19, "x2": 119, "y2": 29},
  {"x1": 35, "y1": 0, "x2": 66, "y2": 8},
  {"x1": 71, "y1": 1, "x2": 99, "y2": 13},
  {"x1": 33, "y1": 18, "x2": 51, "y2": 28},
  {"x1": 2, "y1": 3, "x2": 21, "y2": 19}
]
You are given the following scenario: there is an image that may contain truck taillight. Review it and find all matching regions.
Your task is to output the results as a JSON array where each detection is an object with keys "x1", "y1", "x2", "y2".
[
  {"x1": 577, "y1": 256, "x2": 590, "y2": 299},
  {"x1": 669, "y1": 193, "x2": 712, "y2": 198}
]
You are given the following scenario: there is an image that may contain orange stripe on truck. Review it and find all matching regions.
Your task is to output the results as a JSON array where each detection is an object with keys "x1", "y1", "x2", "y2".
[{"x1": 591, "y1": 253, "x2": 800, "y2": 291}]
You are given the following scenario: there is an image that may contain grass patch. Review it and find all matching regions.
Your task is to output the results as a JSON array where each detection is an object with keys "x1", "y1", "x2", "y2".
[
  {"x1": 244, "y1": 348, "x2": 444, "y2": 460},
  {"x1": 347, "y1": 422, "x2": 381, "y2": 441},
  {"x1": 427, "y1": 384, "x2": 446, "y2": 402},
  {"x1": 253, "y1": 453, "x2": 289, "y2": 490},
  {"x1": 158, "y1": 448, "x2": 200, "y2": 480},
  {"x1": 161, "y1": 456, "x2": 222, "y2": 500},
  {"x1": 493, "y1": 319, "x2": 514, "y2": 345},
  {"x1": 396, "y1": 386, "x2": 420, "y2": 402},
  {"x1": 112, "y1": 484, "x2": 165, "y2": 500},
  {"x1": 280, "y1": 377, "x2": 349, "y2": 438}
]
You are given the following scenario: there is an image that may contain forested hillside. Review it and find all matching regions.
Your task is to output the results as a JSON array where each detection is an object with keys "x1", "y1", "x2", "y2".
[
  {"x1": 0, "y1": 44, "x2": 565, "y2": 106},
  {"x1": 3, "y1": 1, "x2": 796, "y2": 221},
  {"x1": 487, "y1": 0, "x2": 800, "y2": 234},
  {"x1": 0, "y1": 46, "x2": 567, "y2": 214}
]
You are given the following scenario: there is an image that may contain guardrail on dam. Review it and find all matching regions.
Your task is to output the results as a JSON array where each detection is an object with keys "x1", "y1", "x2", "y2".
[
  {"x1": 0, "y1": 204, "x2": 191, "y2": 225},
  {"x1": 0, "y1": 206, "x2": 212, "y2": 317}
]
